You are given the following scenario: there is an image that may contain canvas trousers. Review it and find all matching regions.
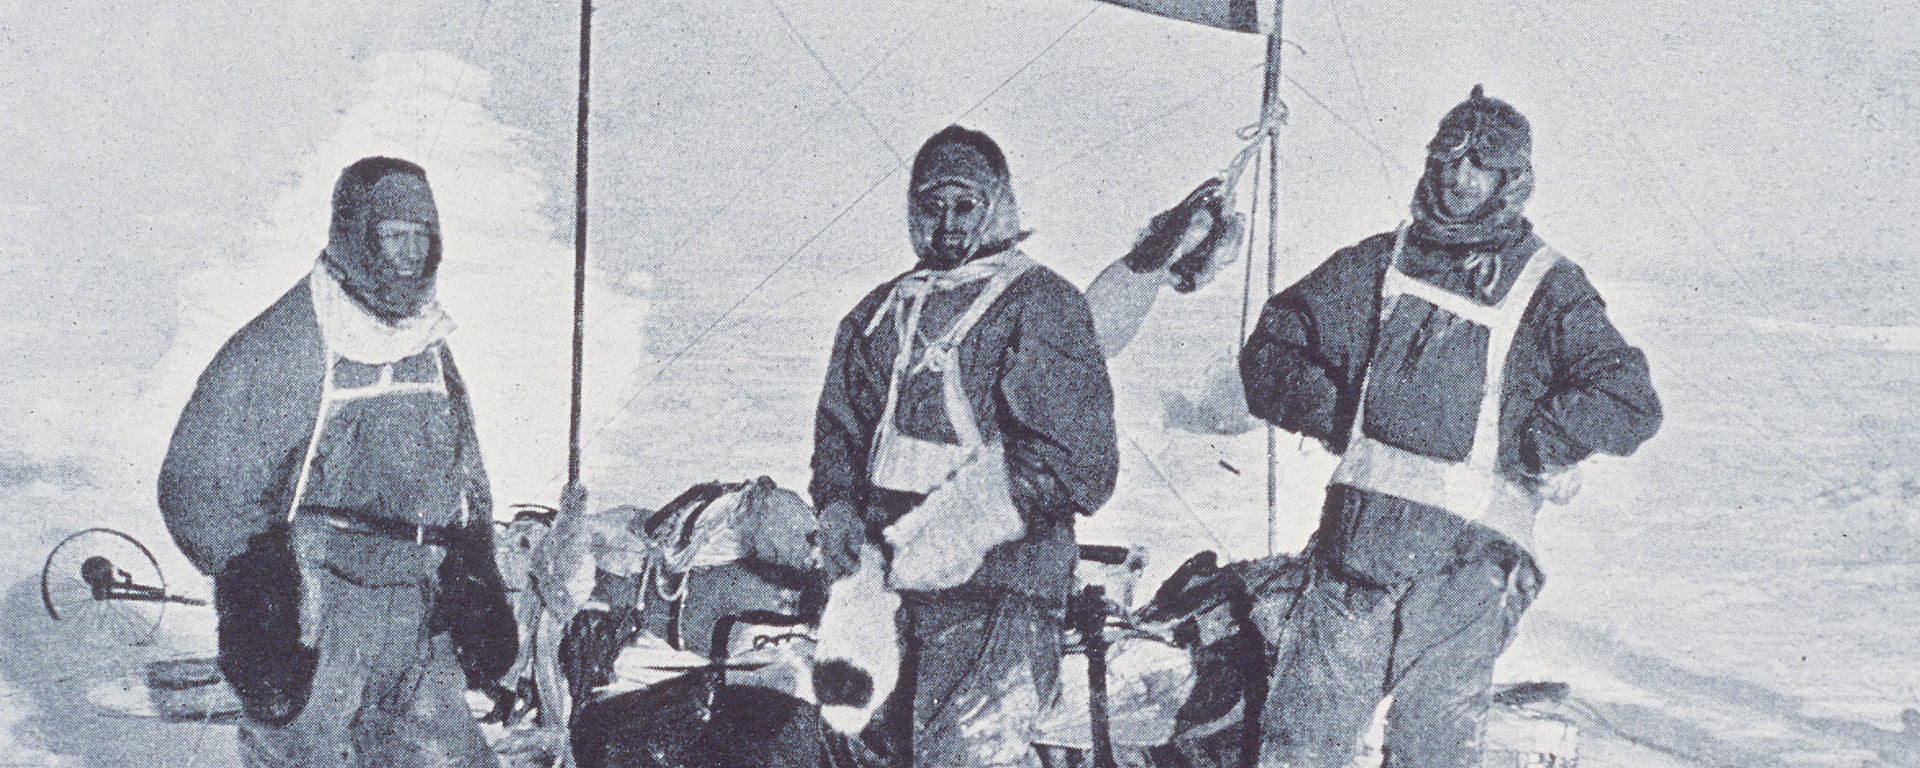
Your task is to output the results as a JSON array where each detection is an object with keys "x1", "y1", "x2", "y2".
[
  {"x1": 873, "y1": 588, "x2": 1062, "y2": 768},
  {"x1": 1259, "y1": 547, "x2": 1538, "y2": 768},
  {"x1": 238, "y1": 518, "x2": 497, "y2": 768}
]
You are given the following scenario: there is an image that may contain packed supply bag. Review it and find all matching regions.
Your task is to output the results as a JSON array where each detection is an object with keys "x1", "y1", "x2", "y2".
[
  {"x1": 1034, "y1": 629, "x2": 1197, "y2": 751},
  {"x1": 883, "y1": 445, "x2": 1025, "y2": 592},
  {"x1": 814, "y1": 545, "x2": 901, "y2": 735}
]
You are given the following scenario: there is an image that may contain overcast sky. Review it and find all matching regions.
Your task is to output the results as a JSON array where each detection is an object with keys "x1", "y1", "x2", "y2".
[{"x1": 0, "y1": 0, "x2": 1914, "y2": 537}]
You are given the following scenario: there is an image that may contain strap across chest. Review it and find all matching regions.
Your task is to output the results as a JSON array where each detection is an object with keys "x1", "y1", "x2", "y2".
[{"x1": 1328, "y1": 225, "x2": 1562, "y2": 547}]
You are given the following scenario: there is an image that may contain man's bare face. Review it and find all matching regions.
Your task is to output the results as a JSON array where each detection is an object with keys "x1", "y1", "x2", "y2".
[
  {"x1": 912, "y1": 184, "x2": 988, "y2": 268},
  {"x1": 376, "y1": 219, "x2": 432, "y2": 278},
  {"x1": 1437, "y1": 154, "x2": 1501, "y2": 218}
]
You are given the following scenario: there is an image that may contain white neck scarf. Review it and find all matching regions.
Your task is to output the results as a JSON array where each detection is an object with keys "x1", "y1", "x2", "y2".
[
  {"x1": 308, "y1": 260, "x2": 456, "y2": 364},
  {"x1": 864, "y1": 250, "x2": 1035, "y2": 337}
]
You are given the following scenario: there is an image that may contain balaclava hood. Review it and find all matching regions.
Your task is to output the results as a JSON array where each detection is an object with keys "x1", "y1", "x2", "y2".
[
  {"x1": 322, "y1": 156, "x2": 443, "y2": 322},
  {"x1": 1410, "y1": 85, "x2": 1534, "y2": 249},
  {"x1": 908, "y1": 125, "x2": 1028, "y2": 268}
]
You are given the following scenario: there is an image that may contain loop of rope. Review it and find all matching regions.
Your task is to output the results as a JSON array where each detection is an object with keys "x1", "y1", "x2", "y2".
[
  {"x1": 650, "y1": 558, "x2": 690, "y2": 603},
  {"x1": 1218, "y1": 129, "x2": 1273, "y2": 215},
  {"x1": 1235, "y1": 100, "x2": 1288, "y2": 142}
]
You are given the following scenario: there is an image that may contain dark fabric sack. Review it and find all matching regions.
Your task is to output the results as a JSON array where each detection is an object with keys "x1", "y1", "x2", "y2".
[
  {"x1": 1129, "y1": 551, "x2": 1306, "y2": 766},
  {"x1": 561, "y1": 606, "x2": 644, "y2": 715},
  {"x1": 572, "y1": 672, "x2": 885, "y2": 768},
  {"x1": 214, "y1": 523, "x2": 317, "y2": 725}
]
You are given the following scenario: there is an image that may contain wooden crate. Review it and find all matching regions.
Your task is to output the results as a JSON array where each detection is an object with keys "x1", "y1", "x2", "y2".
[
  {"x1": 1483, "y1": 705, "x2": 1579, "y2": 767},
  {"x1": 146, "y1": 657, "x2": 242, "y2": 720}
]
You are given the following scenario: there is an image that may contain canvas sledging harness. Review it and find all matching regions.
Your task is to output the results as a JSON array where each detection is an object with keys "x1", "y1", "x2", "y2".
[
  {"x1": 286, "y1": 265, "x2": 472, "y2": 538},
  {"x1": 860, "y1": 251, "x2": 1040, "y2": 591},
  {"x1": 864, "y1": 251, "x2": 1038, "y2": 496},
  {"x1": 1329, "y1": 225, "x2": 1562, "y2": 550},
  {"x1": 280, "y1": 267, "x2": 482, "y2": 657},
  {"x1": 206, "y1": 264, "x2": 510, "y2": 729}
]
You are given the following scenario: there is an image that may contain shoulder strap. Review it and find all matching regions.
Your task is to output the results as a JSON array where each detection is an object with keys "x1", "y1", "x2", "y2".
[
  {"x1": 284, "y1": 348, "x2": 338, "y2": 524},
  {"x1": 863, "y1": 275, "x2": 916, "y2": 338},
  {"x1": 921, "y1": 256, "x2": 1039, "y2": 366},
  {"x1": 1497, "y1": 245, "x2": 1562, "y2": 314},
  {"x1": 437, "y1": 341, "x2": 488, "y2": 528}
]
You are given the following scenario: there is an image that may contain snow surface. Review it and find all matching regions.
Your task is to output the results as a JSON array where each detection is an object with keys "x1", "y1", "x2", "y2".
[{"x1": 0, "y1": 0, "x2": 1916, "y2": 765}]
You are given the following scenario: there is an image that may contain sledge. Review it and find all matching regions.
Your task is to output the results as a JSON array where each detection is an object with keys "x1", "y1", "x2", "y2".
[
  {"x1": 548, "y1": 483, "x2": 1296, "y2": 768},
  {"x1": 495, "y1": 0, "x2": 1583, "y2": 764}
]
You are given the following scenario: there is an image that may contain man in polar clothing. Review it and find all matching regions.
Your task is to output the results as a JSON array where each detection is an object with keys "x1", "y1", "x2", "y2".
[
  {"x1": 1240, "y1": 87, "x2": 1663, "y2": 768},
  {"x1": 810, "y1": 125, "x2": 1120, "y2": 768},
  {"x1": 160, "y1": 156, "x2": 516, "y2": 768}
]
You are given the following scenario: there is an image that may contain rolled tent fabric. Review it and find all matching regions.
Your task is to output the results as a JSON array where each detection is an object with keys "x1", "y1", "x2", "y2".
[{"x1": 1092, "y1": 0, "x2": 1273, "y2": 34}]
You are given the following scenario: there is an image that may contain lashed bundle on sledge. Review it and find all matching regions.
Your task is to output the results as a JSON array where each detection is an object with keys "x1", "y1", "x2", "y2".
[{"x1": 553, "y1": 476, "x2": 1311, "y2": 768}]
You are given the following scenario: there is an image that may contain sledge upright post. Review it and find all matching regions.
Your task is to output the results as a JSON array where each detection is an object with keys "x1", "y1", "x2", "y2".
[
  {"x1": 1074, "y1": 585, "x2": 1117, "y2": 768},
  {"x1": 1261, "y1": 2, "x2": 1285, "y2": 556},
  {"x1": 569, "y1": 0, "x2": 591, "y2": 492},
  {"x1": 537, "y1": 1, "x2": 593, "y2": 755}
]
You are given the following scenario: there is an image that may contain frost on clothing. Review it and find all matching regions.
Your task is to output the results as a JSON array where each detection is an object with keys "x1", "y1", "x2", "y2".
[
  {"x1": 1238, "y1": 220, "x2": 1663, "y2": 596},
  {"x1": 1241, "y1": 90, "x2": 1659, "y2": 767},
  {"x1": 812, "y1": 126, "x2": 1119, "y2": 768},
  {"x1": 1239, "y1": 214, "x2": 1661, "y2": 767},
  {"x1": 157, "y1": 159, "x2": 514, "y2": 756},
  {"x1": 810, "y1": 263, "x2": 1119, "y2": 600},
  {"x1": 1242, "y1": 225, "x2": 1661, "y2": 489},
  {"x1": 159, "y1": 274, "x2": 514, "y2": 731}
]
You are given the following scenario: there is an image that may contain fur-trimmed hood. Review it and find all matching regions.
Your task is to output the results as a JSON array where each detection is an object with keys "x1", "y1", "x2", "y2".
[{"x1": 1410, "y1": 87, "x2": 1535, "y2": 249}]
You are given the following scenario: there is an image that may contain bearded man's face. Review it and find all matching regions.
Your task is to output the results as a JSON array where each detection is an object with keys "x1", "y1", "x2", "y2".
[
  {"x1": 375, "y1": 219, "x2": 433, "y2": 278},
  {"x1": 911, "y1": 183, "x2": 988, "y2": 269}
]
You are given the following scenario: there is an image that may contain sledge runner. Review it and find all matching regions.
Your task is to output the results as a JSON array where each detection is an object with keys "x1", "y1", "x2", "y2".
[
  {"x1": 159, "y1": 157, "x2": 517, "y2": 768},
  {"x1": 810, "y1": 125, "x2": 1121, "y2": 768},
  {"x1": 1239, "y1": 87, "x2": 1662, "y2": 768}
]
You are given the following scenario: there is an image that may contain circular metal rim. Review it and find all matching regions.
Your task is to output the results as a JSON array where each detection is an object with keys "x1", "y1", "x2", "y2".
[{"x1": 40, "y1": 527, "x2": 169, "y2": 646}]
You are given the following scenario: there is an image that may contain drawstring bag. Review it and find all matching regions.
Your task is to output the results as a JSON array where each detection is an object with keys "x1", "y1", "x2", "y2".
[
  {"x1": 864, "y1": 254, "x2": 1036, "y2": 592},
  {"x1": 883, "y1": 445, "x2": 1024, "y2": 592},
  {"x1": 815, "y1": 544, "x2": 902, "y2": 734}
]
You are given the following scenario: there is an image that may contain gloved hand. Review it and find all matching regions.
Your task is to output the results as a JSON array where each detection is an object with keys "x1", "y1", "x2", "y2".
[
  {"x1": 1169, "y1": 208, "x2": 1244, "y2": 293},
  {"x1": 816, "y1": 499, "x2": 866, "y2": 582},
  {"x1": 1123, "y1": 178, "x2": 1225, "y2": 275},
  {"x1": 1121, "y1": 177, "x2": 1246, "y2": 294}
]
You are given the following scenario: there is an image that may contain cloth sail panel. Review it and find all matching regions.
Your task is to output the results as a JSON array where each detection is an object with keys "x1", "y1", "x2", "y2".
[{"x1": 1093, "y1": 0, "x2": 1272, "y2": 34}]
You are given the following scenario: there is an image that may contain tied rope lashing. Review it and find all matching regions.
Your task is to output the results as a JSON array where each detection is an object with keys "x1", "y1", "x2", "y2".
[{"x1": 644, "y1": 490, "x2": 750, "y2": 604}]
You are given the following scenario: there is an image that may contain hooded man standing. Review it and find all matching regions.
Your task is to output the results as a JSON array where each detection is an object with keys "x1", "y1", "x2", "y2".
[
  {"x1": 810, "y1": 126, "x2": 1119, "y2": 768},
  {"x1": 161, "y1": 157, "x2": 516, "y2": 768},
  {"x1": 1240, "y1": 88, "x2": 1662, "y2": 768}
]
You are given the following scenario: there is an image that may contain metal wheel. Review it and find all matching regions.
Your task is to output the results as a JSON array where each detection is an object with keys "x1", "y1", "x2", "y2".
[{"x1": 41, "y1": 528, "x2": 170, "y2": 646}]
